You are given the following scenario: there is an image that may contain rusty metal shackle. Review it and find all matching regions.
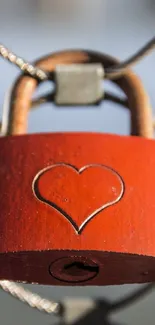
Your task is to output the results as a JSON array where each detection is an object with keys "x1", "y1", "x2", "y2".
[{"x1": 4, "y1": 50, "x2": 153, "y2": 138}]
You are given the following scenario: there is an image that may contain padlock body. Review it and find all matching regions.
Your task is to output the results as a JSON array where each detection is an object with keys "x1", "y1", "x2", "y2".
[{"x1": 0, "y1": 132, "x2": 155, "y2": 285}]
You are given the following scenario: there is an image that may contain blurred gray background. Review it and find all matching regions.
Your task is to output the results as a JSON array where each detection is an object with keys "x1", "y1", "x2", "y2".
[{"x1": 0, "y1": 0, "x2": 155, "y2": 324}]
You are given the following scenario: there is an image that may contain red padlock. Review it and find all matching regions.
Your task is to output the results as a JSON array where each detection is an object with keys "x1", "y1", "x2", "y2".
[{"x1": 0, "y1": 50, "x2": 154, "y2": 286}]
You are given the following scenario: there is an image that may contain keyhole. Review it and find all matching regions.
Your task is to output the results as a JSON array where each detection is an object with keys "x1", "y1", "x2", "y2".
[
  {"x1": 49, "y1": 256, "x2": 99, "y2": 283},
  {"x1": 64, "y1": 261, "x2": 99, "y2": 276}
]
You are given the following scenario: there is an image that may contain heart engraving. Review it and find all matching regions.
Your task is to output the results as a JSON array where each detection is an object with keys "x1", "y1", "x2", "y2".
[{"x1": 32, "y1": 163, "x2": 124, "y2": 234}]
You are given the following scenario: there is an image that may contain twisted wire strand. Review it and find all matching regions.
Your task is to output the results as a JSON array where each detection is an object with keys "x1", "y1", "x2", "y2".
[
  {"x1": 0, "y1": 280, "x2": 61, "y2": 316},
  {"x1": 0, "y1": 37, "x2": 154, "y2": 81},
  {"x1": 0, "y1": 280, "x2": 153, "y2": 317},
  {"x1": 0, "y1": 44, "x2": 48, "y2": 81}
]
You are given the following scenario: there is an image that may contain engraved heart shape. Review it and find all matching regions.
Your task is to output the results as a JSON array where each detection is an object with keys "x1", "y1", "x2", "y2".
[{"x1": 32, "y1": 163, "x2": 124, "y2": 234}]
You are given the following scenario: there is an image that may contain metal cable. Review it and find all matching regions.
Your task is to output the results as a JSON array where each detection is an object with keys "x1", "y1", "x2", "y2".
[
  {"x1": 0, "y1": 44, "x2": 48, "y2": 81},
  {"x1": 31, "y1": 91, "x2": 128, "y2": 108},
  {"x1": 105, "y1": 36, "x2": 155, "y2": 79},
  {"x1": 0, "y1": 280, "x2": 61, "y2": 316},
  {"x1": 109, "y1": 283, "x2": 154, "y2": 312},
  {"x1": 0, "y1": 37, "x2": 155, "y2": 81},
  {"x1": 0, "y1": 90, "x2": 128, "y2": 134}
]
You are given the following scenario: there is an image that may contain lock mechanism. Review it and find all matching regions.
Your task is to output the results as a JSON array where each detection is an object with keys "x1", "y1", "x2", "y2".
[{"x1": 0, "y1": 49, "x2": 155, "y2": 287}]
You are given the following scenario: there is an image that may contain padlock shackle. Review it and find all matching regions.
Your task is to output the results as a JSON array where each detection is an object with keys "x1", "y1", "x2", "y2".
[{"x1": 5, "y1": 50, "x2": 153, "y2": 137}]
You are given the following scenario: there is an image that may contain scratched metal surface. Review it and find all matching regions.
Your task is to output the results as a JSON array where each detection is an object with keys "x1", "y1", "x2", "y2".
[{"x1": 0, "y1": 0, "x2": 155, "y2": 324}]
